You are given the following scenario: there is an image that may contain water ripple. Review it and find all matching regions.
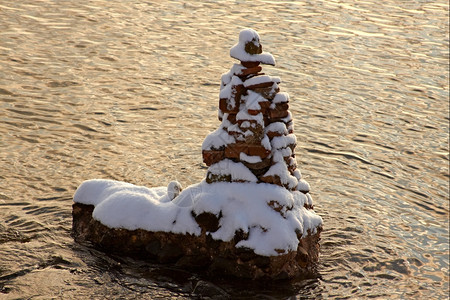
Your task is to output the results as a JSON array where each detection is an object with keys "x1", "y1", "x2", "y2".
[{"x1": 0, "y1": 0, "x2": 448, "y2": 298}]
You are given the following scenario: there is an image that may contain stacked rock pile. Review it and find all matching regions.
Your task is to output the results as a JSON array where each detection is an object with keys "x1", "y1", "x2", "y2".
[
  {"x1": 202, "y1": 28, "x2": 311, "y2": 203},
  {"x1": 72, "y1": 29, "x2": 322, "y2": 280}
]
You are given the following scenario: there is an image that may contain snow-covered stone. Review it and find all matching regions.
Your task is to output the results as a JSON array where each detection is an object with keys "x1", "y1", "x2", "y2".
[
  {"x1": 74, "y1": 179, "x2": 321, "y2": 255},
  {"x1": 72, "y1": 28, "x2": 322, "y2": 280},
  {"x1": 230, "y1": 28, "x2": 276, "y2": 65}
]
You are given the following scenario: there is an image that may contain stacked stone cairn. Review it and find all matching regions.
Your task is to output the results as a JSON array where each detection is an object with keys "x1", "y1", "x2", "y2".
[
  {"x1": 72, "y1": 29, "x2": 321, "y2": 280},
  {"x1": 202, "y1": 29, "x2": 311, "y2": 203}
]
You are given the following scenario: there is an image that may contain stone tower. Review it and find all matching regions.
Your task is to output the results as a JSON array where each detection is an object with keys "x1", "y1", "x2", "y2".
[{"x1": 202, "y1": 28, "x2": 312, "y2": 206}]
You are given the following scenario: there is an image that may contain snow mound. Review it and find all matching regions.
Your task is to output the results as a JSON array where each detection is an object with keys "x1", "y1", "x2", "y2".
[{"x1": 73, "y1": 179, "x2": 322, "y2": 256}]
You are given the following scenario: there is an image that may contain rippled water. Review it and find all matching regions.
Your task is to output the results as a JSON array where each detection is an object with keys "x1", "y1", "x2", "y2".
[{"x1": 0, "y1": 0, "x2": 448, "y2": 298}]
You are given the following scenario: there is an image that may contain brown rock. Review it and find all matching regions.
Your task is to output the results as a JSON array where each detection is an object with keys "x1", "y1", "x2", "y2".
[
  {"x1": 224, "y1": 143, "x2": 247, "y2": 159},
  {"x1": 286, "y1": 157, "x2": 297, "y2": 173},
  {"x1": 239, "y1": 122, "x2": 264, "y2": 136},
  {"x1": 247, "y1": 108, "x2": 262, "y2": 116},
  {"x1": 242, "y1": 157, "x2": 272, "y2": 170},
  {"x1": 219, "y1": 84, "x2": 245, "y2": 114},
  {"x1": 227, "y1": 127, "x2": 244, "y2": 140},
  {"x1": 233, "y1": 84, "x2": 245, "y2": 102},
  {"x1": 268, "y1": 113, "x2": 292, "y2": 124},
  {"x1": 240, "y1": 128, "x2": 265, "y2": 145},
  {"x1": 266, "y1": 131, "x2": 282, "y2": 139},
  {"x1": 239, "y1": 66, "x2": 262, "y2": 76},
  {"x1": 267, "y1": 200, "x2": 283, "y2": 212},
  {"x1": 260, "y1": 173, "x2": 296, "y2": 190},
  {"x1": 247, "y1": 144, "x2": 271, "y2": 158},
  {"x1": 263, "y1": 115, "x2": 271, "y2": 127},
  {"x1": 226, "y1": 113, "x2": 237, "y2": 124},
  {"x1": 288, "y1": 142, "x2": 296, "y2": 152},
  {"x1": 259, "y1": 174, "x2": 283, "y2": 186},
  {"x1": 193, "y1": 212, "x2": 221, "y2": 233},
  {"x1": 224, "y1": 143, "x2": 271, "y2": 160},
  {"x1": 206, "y1": 172, "x2": 232, "y2": 184},
  {"x1": 236, "y1": 118, "x2": 260, "y2": 128},
  {"x1": 202, "y1": 149, "x2": 225, "y2": 166},
  {"x1": 72, "y1": 202, "x2": 321, "y2": 280},
  {"x1": 267, "y1": 200, "x2": 293, "y2": 218},
  {"x1": 251, "y1": 85, "x2": 279, "y2": 100},
  {"x1": 247, "y1": 100, "x2": 271, "y2": 116},
  {"x1": 287, "y1": 125, "x2": 294, "y2": 134},
  {"x1": 241, "y1": 61, "x2": 260, "y2": 68},
  {"x1": 265, "y1": 125, "x2": 287, "y2": 139},
  {"x1": 244, "y1": 41, "x2": 263, "y2": 55},
  {"x1": 272, "y1": 102, "x2": 289, "y2": 111},
  {"x1": 219, "y1": 98, "x2": 239, "y2": 114},
  {"x1": 269, "y1": 109, "x2": 289, "y2": 119},
  {"x1": 259, "y1": 100, "x2": 271, "y2": 111},
  {"x1": 268, "y1": 103, "x2": 290, "y2": 120},
  {"x1": 244, "y1": 133, "x2": 263, "y2": 145},
  {"x1": 246, "y1": 81, "x2": 275, "y2": 90}
]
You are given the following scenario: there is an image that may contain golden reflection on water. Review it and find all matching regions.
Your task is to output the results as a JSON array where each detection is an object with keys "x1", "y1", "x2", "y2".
[{"x1": 0, "y1": 0, "x2": 448, "y2": 298}]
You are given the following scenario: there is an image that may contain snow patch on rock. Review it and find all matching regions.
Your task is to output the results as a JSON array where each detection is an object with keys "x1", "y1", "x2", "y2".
[{"x1": 73, "y1": 179, "x2": 322, "y2": 256}]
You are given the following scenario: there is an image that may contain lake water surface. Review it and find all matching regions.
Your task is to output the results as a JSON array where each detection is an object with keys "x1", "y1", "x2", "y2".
[{"x1": 0, "y1": 0, "x2": 448, "y2": 298}]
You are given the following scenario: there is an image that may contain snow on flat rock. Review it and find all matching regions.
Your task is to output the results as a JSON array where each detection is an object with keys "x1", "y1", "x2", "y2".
[
  {"x1": 240, "y1": 152, "x2": 263, "y2": 163},
  {"x1": 202, "y1": 125, "x2": 235, "y2": 150},
  {"x1": 273, "y1": 92, "x2": 289, "y2": 104},
  {"x1": 297, "y1": 179, "x2": 311, "y2": 192},
  {"x1": 220, "y1": 64, "x2": 245, "y2": 89},
  {"x1": 73, "y1": 179, "x2": 322, "y2": 256},
  {"x1": 246, "y1": 90, "x2": 268, "y2": 108},
  {"x1": 208, "y1": 159, "x2": 258, "y2": 182},
  {"x1": 265, "y1": 122, "x2": 288, "y2": 135},
  {"x1": 73, "y1": 179, "x2": 199, "y2": 234},
  {"x1": 236, "y1": 110, "x2": 264, "y2": 126},
  {"x1": 230, "y1": 28, "x2": 276, "y2": 65},
  {"x1": 271, "y1": 133, "x2": 297, "y2": 150},
  {"x1": 243, "y1": 75, "x2": 281, "y2": 88},
  {"x1": 263, "y1": 161, "x2": 299, "y2": 189},
  {"x1": 219, "y1": 75, "x2": 243, "y2": 100}
]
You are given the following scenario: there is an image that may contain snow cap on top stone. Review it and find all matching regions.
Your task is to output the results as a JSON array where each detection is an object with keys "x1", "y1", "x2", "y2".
[{"x1": 230, "y1": 28, "x2": 276, "y2": 66}]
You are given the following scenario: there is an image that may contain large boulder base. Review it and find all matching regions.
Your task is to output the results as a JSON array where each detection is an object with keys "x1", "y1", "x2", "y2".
[{"x1": 72, "y1": 202, "x2": 321, "y2": 280}]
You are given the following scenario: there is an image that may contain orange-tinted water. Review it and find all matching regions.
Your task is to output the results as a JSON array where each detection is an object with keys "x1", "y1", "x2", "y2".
[{"x1": 0, "y1": 0, "x2": 448, "y2": 298}]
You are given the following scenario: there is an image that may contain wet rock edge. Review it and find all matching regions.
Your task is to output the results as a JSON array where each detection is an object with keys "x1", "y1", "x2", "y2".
[{"x1": 72, "y1": 202, "x2": 322, "y2": 280}]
